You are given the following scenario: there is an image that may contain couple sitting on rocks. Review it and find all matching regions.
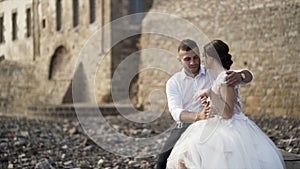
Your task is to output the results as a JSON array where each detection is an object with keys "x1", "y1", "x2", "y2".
[{"x1": 156, "y1": 39, "x2": 286, "y2": 169}]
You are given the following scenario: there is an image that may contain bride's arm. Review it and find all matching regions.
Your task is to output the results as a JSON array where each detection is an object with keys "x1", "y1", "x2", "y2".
[
  {"x1": 211, "y1": 84, "x2": 236, "y2": 119},
  {"x1": 219, "y1": 84, "x2": 236, "y2": 119}
]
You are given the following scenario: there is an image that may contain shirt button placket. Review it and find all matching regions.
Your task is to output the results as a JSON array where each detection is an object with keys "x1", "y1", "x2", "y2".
[{"x1": 193, "y1": 79, "x2": 197, "y2": 92}]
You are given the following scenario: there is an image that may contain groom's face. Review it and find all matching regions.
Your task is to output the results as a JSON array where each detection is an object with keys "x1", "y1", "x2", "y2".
[{"x1": 179, "y1": 48, "x2": 201, "y2": 76}]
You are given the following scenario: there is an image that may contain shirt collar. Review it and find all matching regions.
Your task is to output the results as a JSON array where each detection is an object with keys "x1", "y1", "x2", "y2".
[{"x1": 180, "y1": 65, "x2": 206, "y2": 80}]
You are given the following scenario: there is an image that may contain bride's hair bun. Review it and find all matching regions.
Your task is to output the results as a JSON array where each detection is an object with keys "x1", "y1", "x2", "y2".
[
  {"x1": 220, "y1": 53, "x2": 233, "y2": 70},
  {"x1": 204, "y1": 40, "x2": 233, "y2": 70}
]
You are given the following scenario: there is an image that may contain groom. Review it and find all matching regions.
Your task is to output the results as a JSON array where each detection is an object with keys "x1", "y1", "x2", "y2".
[{"x1": 156, "y1": 39, "x2": 253, "y2": 169}]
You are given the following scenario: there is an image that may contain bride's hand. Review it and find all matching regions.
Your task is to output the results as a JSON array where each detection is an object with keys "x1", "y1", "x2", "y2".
[
  {"x1": 201, "y1": 96, "x2": 210, "y2": 107},
  {"x1": 194, "y1": 88, "x2": 211, "y2": 101}
]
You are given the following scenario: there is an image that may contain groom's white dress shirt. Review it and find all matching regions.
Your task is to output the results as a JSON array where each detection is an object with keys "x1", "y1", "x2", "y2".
[{"x1": 166, "y1": 66, "x2": 212, "y2": 122}]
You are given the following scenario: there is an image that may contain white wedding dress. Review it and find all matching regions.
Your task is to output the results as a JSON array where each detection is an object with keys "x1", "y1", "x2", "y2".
[{"x1": 167, "y1": 72, "x2": 286, "y2": 169}]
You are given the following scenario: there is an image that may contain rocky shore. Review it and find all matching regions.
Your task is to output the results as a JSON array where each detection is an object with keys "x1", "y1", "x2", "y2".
[{"x1": 0, "y1": 113, "x2": 299, "y2": 169}]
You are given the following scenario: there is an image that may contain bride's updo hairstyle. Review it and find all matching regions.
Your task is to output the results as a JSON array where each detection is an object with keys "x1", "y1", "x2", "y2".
[{"x1": 203, "y1": 40, "x2": 233, "y2": 70}]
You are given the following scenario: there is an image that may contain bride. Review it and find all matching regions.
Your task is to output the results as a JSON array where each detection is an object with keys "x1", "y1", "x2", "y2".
[{"x1": 166, "y1": 40, "x2": 286, "y2": 169}]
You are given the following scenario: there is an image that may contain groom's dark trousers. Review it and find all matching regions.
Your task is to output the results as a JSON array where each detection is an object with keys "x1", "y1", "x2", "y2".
[{"x1": 156, "y1": 123, "x2": 190, "y2": 169}]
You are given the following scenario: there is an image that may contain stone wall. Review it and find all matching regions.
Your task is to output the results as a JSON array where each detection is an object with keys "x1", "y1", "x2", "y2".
[
  {"x1": 0, "y1": 61, "x2": 39, "y2": 115},
  {"x1": 0, "y1": 0, "x2": 111, "y2": 115},
  {"x1": 0, "y1": 0, "x2": 33, "y2": 62},
  {"x1": 109, "y1": 0, "x2": 153, "y2": 105},
  {"x1": 138, "y1": 0, "x2": 300, "y2": 116},
  {"x1": 34, "y1": 0, "x2": 111, "y2": 105}
]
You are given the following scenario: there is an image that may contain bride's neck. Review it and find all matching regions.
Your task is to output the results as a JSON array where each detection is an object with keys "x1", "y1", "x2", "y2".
[{"x1": 211, "y1": 62, "x2": 227, "y2": 76}]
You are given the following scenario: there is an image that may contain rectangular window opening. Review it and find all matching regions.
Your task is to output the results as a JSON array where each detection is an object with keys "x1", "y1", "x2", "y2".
[
  {"x1": 89, "y1": 0, "x2": 96, "y2": 24},
  {"x1": 56, "y1": 0, "x2": 62, "y2": 31},
  {"x1": 73, "y1": 0, "x2": 79, "y2": 27},
  {"x1": 26, "y1": 8, "x2": 31, "y2": 37},
  {"x1": 42, "y1": 19, "x2": 46, "y2": 28},
  {"x1": 12, "y1": 11, "x2": 17, "y2": 40},
  {"x1": 0, "y1": 14, "x2": 4, "y2": 43}
]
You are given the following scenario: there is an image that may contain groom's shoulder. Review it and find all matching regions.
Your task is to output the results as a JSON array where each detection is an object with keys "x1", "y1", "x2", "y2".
[
  {"x1": 167, "y1": 71, "x2": 183, "y2": 85},
  {"x1": 169, "y1": 71, "x2": 183, "y2": 80}
]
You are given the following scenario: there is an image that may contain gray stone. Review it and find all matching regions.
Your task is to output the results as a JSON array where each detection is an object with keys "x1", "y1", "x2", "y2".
[{"x1": 34, "y1": 158, "x2": 54, "y2": 169}]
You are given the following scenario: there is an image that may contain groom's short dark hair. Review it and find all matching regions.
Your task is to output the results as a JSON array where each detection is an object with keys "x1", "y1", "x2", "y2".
[{"x1": 178, "y1": 39, "x2": 199, "y2": 52}]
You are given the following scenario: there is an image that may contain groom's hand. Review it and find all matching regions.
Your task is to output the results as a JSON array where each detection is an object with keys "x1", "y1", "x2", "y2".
[
  {"x1": 195, "y1": 105, "x2": 210, "y2": 121},
  {"x1": 226, "y1": 71, "x2": 242, "y2": 86}
]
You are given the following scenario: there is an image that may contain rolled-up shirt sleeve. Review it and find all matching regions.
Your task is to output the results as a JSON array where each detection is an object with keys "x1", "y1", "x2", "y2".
[
  {"x1": 236, "y1": 69, "x2": 254, "y2": 84},
  {"x1": 166, "y1": 78, "x2": 184, "y2": 122}
]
